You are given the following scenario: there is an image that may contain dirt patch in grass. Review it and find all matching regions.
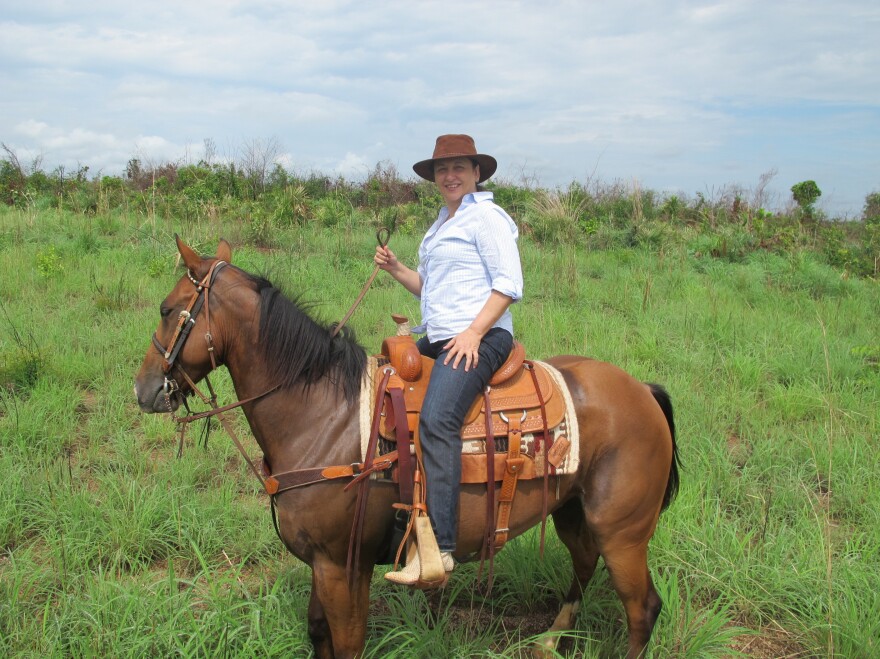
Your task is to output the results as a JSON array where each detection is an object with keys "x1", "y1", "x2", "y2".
[
  {"x1": 726, "y1": 429, "x2": 752, "y2": 469},
  {"x1": 369, "y1": 586, "x2": 815, "y2": 656},
  {"x1": 730, "y1": 625, "x2": 814, "y2": 657}
]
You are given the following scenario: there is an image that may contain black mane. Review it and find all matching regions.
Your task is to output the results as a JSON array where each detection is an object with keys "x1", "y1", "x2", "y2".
[{"x1": 242, "y1": 271, "x2": 367, "y2": 402}]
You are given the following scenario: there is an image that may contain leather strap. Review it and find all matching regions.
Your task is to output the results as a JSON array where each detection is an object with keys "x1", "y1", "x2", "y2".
[
  {"x1": 330, "y1": 227, "x2": 391, "y2": 338},
  {"x1": 494, "y1": 414, "x2": 524, "y2": 551},
  {"x1": 266, "y1": 465, "x2": 354, "y2": 495},
  {"x1": 480, "y1": 388, "x2": 497, "y2": 590},
  {"x1": 264, "y1": 454, "x2": 397, "y2": 496},
  {"x1": 347, "y1": 367, "x2": 392, "y2": 583},
  {"x1": 178, "y1": 369, "x2": 267, "y2": 489},
  {"x1": 331, "y1": 265, "x2": 380, "y2": 338},
  {"x1": 526, "y1": 361, "x2": 552, "y2": 556},
  {"x1": 161, "y1": 261, "x2": 227, "y2": 373},
  {"x1": 175, "y1": 384, "x2": 281, "y2": 424},
  {"x1": 389, "y1": 385, "x2": 414, "y2": 505}
]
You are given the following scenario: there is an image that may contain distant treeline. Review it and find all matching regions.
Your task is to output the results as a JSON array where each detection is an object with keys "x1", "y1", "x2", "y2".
[{"x1": 2, "y1": 143, "x2": 878, "y2": 278}]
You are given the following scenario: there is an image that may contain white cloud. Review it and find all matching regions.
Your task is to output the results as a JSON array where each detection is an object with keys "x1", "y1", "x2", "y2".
[
  {"x1": 333, "y1": 152, "x2": 372, "y2": 179},
  {"x1": 14, "y1": 120, "x2": 49, "y2": 138}
]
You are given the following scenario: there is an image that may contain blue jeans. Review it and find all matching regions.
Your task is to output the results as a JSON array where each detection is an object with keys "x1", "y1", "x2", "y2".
[{"x1": 416, "y1": 327, "x2": 513, "y2": 551}]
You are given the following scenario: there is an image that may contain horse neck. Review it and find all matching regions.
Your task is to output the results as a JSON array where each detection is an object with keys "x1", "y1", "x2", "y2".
[{"x1": 220, "y1": 324, "x2": 364, "y2": 473}]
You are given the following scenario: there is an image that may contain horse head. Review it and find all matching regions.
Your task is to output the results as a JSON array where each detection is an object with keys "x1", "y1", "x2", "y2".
[{"x1": 134, "y1": 235, "x2": 234, "y2": 413}]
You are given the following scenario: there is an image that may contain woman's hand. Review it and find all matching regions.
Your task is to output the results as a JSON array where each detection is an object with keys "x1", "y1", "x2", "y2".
[
  {"x1": 441, "y1": 291, "x2": 514, "y2": 370},
  {"x1": 374, "y1": 245, "x2": 422, "y2": 296},
  {"x1": 443, "y1": 328, "x2": 483, "y2": 371},
  {"x1": 374, "y1": 245, "x2": 398, "y2": 272}
]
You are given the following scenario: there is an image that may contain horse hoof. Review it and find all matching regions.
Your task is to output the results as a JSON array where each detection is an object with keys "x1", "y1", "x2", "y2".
[{"x1": 529, "y1": 638, "x2": 557, "y2": 659}]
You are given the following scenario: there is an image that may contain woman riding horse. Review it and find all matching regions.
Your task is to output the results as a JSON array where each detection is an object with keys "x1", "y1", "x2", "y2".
[{"x1": 376, "y1": 134, "x2": 524, "y2": 586}]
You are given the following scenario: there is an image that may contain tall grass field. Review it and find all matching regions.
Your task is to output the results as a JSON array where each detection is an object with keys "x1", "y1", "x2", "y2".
[{"x1": 1, "y1": 195, "x2": 878, "y2": 657}]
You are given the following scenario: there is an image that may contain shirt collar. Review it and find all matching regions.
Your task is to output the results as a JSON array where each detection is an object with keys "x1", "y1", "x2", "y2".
[
  {"x1": 465, "y1": 190, "x2": 494, "y2": 205},
  {"x1": 440, "y1": 190, "x2": 494, "y2": 219}
]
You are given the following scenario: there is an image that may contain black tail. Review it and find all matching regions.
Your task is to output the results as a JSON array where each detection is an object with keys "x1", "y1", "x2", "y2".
[{"x1": 647, "y1": 383, "x2": 680, "y2": 511}]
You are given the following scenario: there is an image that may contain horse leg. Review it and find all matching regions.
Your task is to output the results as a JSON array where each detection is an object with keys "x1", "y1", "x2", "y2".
[
  {"x1": 601, "y1": 540, "x2": 662, "y2": 659},
  {"x1": 310, "y1": 558, "x2": 374, "y2": 659},
  {"x1": 308, "y1": 573, "x2": 333, "y2": 659},
  {"x1": 534, "y1": 497, "x2": 601, "y2": 656}
]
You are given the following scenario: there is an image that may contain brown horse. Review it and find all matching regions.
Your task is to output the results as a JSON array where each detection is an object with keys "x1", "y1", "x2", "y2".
[{"x1": 135, "y1": 237, "x2": 680, "y2": 659}]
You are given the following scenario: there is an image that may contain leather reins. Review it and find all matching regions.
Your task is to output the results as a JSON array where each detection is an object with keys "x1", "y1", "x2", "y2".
[
  {"x1": 330, "y1": 227, "x2": 391, "y2": 338},
  {"x1": 151, "y1": 259, "x2": 400, "y2": 562}
]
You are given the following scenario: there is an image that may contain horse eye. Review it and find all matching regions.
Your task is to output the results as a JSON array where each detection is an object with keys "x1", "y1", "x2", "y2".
[{"x1": 160, "y1": 306, "x2": 172, "y2": 318}]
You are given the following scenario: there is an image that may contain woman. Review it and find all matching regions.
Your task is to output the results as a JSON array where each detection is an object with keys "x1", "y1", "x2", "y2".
[{"x1": 375, "y1": 134, "x2": 524, "y2": 586}]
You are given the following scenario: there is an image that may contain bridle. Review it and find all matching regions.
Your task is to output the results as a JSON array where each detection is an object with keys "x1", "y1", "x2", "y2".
[
  {"x1": 150, "y1": 259, "x2": 277, "y2": 486},
  {"x1": 151, "y1": 260, "x2": 227, "y2": 410}
]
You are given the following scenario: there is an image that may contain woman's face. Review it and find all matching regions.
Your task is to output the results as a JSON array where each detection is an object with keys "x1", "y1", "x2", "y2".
[{"x1": 433, "y1": 157, "x2": 480, "y2": 208}]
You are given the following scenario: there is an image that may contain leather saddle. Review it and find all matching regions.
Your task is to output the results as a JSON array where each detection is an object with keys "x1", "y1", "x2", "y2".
[
  {"x1": 370, "y1": 316, "x2": 572, "y2": 561},
  {"x1": 374, "y1": 329, "x2": 567, "y2": 480}
]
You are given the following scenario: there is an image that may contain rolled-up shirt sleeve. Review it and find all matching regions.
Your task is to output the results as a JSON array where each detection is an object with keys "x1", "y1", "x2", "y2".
[{"x1": 475, "y1": 207, "x2": 523, "y2": 303}]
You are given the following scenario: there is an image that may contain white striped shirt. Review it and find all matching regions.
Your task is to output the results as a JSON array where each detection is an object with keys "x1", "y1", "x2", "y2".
[{"x1": 414, "y1": 191, "x2": 523, "y2": 342}]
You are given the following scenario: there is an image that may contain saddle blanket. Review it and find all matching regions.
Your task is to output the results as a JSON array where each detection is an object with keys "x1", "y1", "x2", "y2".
[{"x1": 359, "y1": 356, "x2": 580, "y2": 477}]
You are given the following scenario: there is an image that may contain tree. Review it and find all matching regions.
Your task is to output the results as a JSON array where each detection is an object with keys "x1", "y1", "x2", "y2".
[
  {"x1": 1, "y1": 143, "x2": 32, "y2": 205},
  {"x1": 240, "y1": 137, "x2": 282, "y2": 199},
  {"x1": 863, "y1": 191, "x2": 880, "y2": 223},
  {"x1": 791, "y1": 180, "x2": 821, "y2": 220}
]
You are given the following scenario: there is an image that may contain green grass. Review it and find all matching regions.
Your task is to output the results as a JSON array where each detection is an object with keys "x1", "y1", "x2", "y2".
[{"x1": 1, "y1": 204, "x2": 878, "y2": 657}]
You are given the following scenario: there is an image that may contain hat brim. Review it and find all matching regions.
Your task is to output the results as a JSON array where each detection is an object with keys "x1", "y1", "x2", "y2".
[{"x1": 413, "y1": 154, "x2": 497, "y2": 183}]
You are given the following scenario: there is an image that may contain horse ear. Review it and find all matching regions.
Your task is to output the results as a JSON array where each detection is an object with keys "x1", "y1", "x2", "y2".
[
  {"x1": 216, "y1": 238, "x2": 232, "y2": 263},
  {"x1": 175, "y1": 234, "x2": 202, "y2": 273}
]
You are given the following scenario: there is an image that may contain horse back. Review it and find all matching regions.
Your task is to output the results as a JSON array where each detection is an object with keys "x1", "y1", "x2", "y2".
[{"x1": 546, "y1": 355, "x2": 675, "y2": 517}]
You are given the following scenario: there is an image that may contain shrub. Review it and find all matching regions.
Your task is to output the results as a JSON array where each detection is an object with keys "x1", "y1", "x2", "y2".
[
  {"x1": 243, "y1": 205, "x2": 277, "y2": 248},
  {"x1": 268, "y1": 185, "x2": 311, "y2": 227},
  {"x1": 314, "y1": 194, "x2": 355, "y2": 229},
  {"x1": 523, "y1": 188, "x2": 587, "y2": 244},
  {"x1": 0, "y1": 304, "x2": 44, "y2": 393},
  {"x1": 364, "y1": 161, "x2": 418, "y2": 208},
  {"x1": 36, "y1": 245, "x2": 64, "y2": 278},
  {"x1": 863, "y1": 191, "x2": 880, "y2": 222},
  {"x1": 486, "y1": 181, "x2": 535, "y2": 220}
]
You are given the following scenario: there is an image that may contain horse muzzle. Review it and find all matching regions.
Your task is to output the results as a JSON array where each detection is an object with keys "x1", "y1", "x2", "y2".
[{"x1": 134, "y1": 375, "x2": 184, "y2": 413}]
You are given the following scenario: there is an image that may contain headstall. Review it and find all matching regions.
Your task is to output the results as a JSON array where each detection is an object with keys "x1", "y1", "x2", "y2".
[{"x1": 149, "y1": 260, "x2": 271, "y2": 485}]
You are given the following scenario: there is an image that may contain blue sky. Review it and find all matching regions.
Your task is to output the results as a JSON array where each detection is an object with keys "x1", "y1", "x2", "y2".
[{"x1": 1, "y1": 1, "x2": 878, "y2": 217}]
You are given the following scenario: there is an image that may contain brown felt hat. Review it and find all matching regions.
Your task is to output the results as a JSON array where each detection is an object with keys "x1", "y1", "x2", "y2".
[{"x1": 412, "y1": 134, "x2": 497, "y2": 183}]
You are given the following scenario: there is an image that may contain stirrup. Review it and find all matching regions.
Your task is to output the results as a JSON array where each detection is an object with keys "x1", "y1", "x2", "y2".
[
  {"x1": 385, "y1": 519, "x2": 453, "y2": 589},
  {"x1": 385, "y1": 551, "x2": 454, "y2": 589}
]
